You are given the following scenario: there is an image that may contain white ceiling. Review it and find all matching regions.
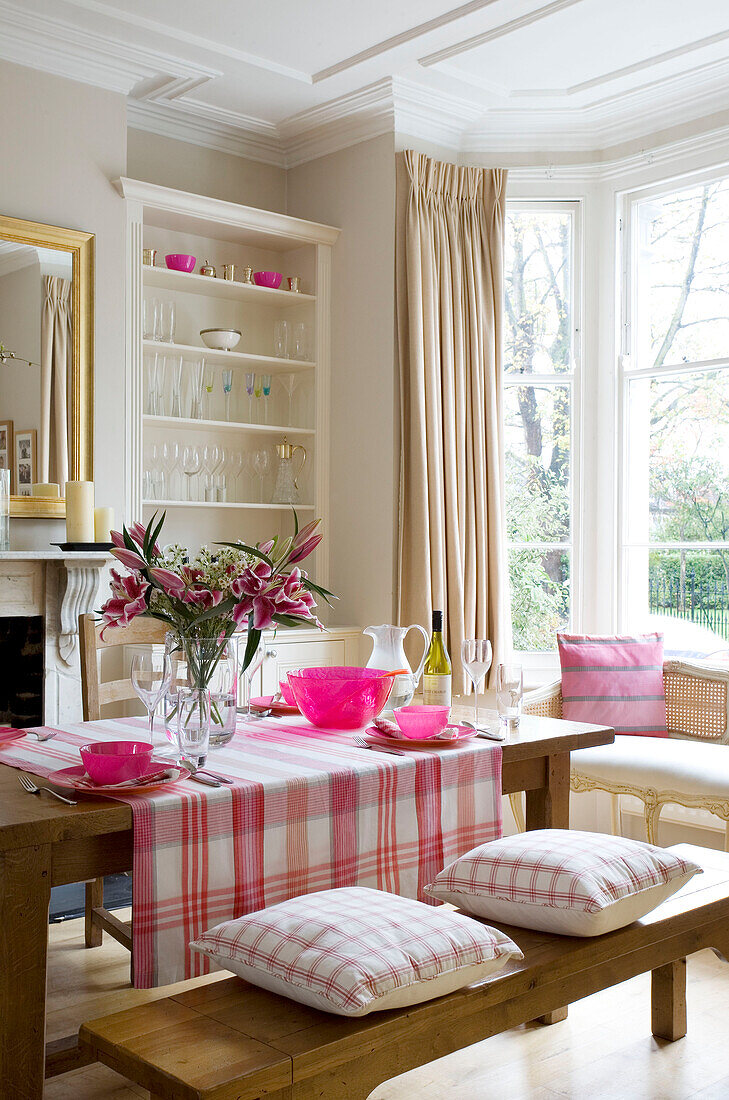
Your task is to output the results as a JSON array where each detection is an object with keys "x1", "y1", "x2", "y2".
[{"x1": 3, "y1": 0, "x2": 729, "y2": 165}]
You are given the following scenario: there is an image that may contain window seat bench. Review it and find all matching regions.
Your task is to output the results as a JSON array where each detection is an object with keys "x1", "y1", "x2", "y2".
[
  {"x1": 523, "y1": 660, "x2": 729, "y2": 845},
  {"x1": 79, "y1": 844, "x2": 729, "y2": 1100}
]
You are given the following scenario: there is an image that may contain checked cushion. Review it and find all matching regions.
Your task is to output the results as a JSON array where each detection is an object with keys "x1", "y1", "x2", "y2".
[
  {"x1": 190, "y1": 886, "x2": 522, "y2": 1016},
  {"x1": 425, "y1": 830, "x2": 700, "y2": 937}
]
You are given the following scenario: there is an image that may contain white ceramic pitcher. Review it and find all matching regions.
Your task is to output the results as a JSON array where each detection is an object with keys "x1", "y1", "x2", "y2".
[{"x1": 363, "y1": 623, "x2": 429, "y2": 712}]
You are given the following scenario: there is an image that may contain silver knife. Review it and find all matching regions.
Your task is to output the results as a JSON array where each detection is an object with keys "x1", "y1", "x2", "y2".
[{"x1": 189, "y1": 772, "x2": 221, "y2": 787}]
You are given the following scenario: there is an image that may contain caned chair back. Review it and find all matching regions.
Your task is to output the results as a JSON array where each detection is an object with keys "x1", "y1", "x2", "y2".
[{"x1": 78, "y1": 614, "x2": 168, "y2": 722}]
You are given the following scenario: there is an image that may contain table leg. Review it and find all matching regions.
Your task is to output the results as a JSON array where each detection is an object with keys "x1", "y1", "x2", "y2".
[
  {"x1": 526, "y1": 751, "x2": 570, "y2": 1024},
  {"x1": 525, "y1": 752, "x2": 570, "y2": 831},
  {"x1": 85, "y1": 878, "x2": 104, "y2": 947},
  {"x1": 0, "y1": 843, "x2": 52, "y2": 1098},
  {"x1": 652, "y1": 958, "x2": 687, "y2": 1041}
]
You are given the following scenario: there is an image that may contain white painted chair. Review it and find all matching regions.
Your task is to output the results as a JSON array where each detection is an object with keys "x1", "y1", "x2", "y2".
[{"x1": 519, "y1": 660, "x2": 729, "y2": 848}]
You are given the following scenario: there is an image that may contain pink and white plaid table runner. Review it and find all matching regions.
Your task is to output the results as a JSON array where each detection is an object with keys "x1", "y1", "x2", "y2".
[{"x1": 0, "y1": 716, "x2": 502, "y2": 987}]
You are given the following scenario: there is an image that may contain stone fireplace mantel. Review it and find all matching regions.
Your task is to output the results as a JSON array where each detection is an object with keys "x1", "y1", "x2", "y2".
[{"x1": 0, "y1": 551, "x2": 112, "y2": 724}]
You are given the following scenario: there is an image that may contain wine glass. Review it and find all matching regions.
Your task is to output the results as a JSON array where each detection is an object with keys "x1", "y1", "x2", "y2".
[
  {"x1": 222, "y1": 369, "x2": 233, "y2": 422},
  {"x1": 273, "y1": 319, "x2": 289, "y2": 358},
  {"x1": 280, "y1": 372, "x2": 299, "y2": 424},
  {"x1": 292, "y1": 322, "x2": 307, "y2": 360},
  {"x1": 229, "y1": 450, "x2": 243, "y2": 501},
  {"x1": 241, "y1": 638, "x2": 266, "y2": 719},
  {"x1": 252, "y1": 448, "x2": 270, "y2": 502},
  {"x1": 253, "y1": 374, "x2": 263, "y2": 421},
  {"x1": 262, "y1": 374, "x2": 272, "y2": 423},
  {"x1": 461, "y1": 639, "x2": 492, "y2": 733},
  {"x1": 245, "y1": 372, "x2": 255, "y2": 422},
  {"x1": 496, "y1": 662, "x2": 524, "y2": 734},
  {"x1": 182, "y1": 444, "x2": 201, "y2": 501},
  {"x1": 131, "y1": 651, "x2": 172, "y2": 752}
]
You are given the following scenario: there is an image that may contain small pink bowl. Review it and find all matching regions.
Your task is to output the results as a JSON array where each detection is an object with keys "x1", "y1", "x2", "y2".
[
  {"x1": 279, "y1": 678, "x2": 296, "y2": 706},
  {"x1": 80, "y1": 741, "x2": 154, "y2": 785},
  {"x1": 253, "y1": 270, "x2": 283, "y2": 289},
  {"x1": 393, "y1": 705, "x2": 451, "y2": 740},
  {"x1": 165, "y1": 253, "x2": 196, "y2": 273}
]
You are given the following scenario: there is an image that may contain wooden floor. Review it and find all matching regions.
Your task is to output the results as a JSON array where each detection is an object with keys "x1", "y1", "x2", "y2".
[{"x1": 46, "y1": 910, "x2": 729, "y2": 1100}]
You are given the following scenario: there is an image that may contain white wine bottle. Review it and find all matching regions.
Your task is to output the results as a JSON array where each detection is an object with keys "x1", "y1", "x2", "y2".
[{"x1": 422, "y1": 610, "x2": 452, "y2": 705}]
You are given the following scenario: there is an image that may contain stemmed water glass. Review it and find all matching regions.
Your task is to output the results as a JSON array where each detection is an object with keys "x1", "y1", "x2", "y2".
[
  {"x1": 131, "y1": 651, "x2": 172, "y2": 753},
  {"x1": 245, "y1": 372, "x2": 255, "y2": 422},
  {"x1": 222, "y1": 369, "x2": 233, "y2": 421},
  {"x1": 262, "y1": 374, "x2": 272, "y2": 423},
  {"x1": 274, "y1": 319, "x2": 289, "y2": 358},
  {"x1": 228, "y1": 450, "x2": 243, "y2": 501},
  {"x1": 461, "y1": 639, "x2": 493, "y2": 733},
  {"x1": 280, "y1": 372, "x2": 299, "y2": 425},
  {"x1": 241, "y1": 638, "x2": 266, "y2": 719},
  {"x1": 253, "y1": 448, "x2": 269, "y2": 502},
  {"x1": 292, "y1": 322, "x2": 307, "y2": 360},
  {"x1": 182, "y1": 444, "x2": 201, "y2": 501}
]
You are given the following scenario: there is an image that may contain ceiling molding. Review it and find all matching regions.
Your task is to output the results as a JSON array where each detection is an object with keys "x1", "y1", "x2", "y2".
[
  {"x1": 0, "y1": 242, "x2": 39, "y2": 279},
  {"x1": 127, "y1": 98, "x2": 286, "y2": 167}
]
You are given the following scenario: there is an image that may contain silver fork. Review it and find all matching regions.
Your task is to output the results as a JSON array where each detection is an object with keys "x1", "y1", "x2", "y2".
[
  {"x1": 352, "y1": 735, "x2": 405, "y2": 756},
  {"x1": 27, "y1": 730, "x2": 57, "y2": 742},
  {"x1": 18, "y1": 773, "x2": 77, "y2": 805}
]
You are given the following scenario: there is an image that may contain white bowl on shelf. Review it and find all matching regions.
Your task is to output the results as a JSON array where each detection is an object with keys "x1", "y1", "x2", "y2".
[{"x1": 200, "y1": 328, "x2": 241, "y2": 352}]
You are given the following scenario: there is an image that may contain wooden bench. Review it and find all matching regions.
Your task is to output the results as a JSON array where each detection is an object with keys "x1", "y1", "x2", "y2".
[{"x1": 80, "y1": 843, "x2": 729, "y2": 1100}]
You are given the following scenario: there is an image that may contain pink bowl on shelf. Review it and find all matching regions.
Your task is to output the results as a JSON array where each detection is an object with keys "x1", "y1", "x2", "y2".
[
  {"x1": 393, "y1": 705, "x2": 451, "y2": 740},
  {"x1": 279, "y1": 678, "x2": 296, "y2": 706},
  {"x1": 165, "y1": 253, "x2": 196, "y2": 273},
  {"x1": 253, "y1": 270, "x2": 283, "y2": 289},
  {"x1": 288, "y1": 666, "x2": 394, "y2": 730},
  {"x1": 80, "y1": 741, "x2": 154, "y2": 785}
]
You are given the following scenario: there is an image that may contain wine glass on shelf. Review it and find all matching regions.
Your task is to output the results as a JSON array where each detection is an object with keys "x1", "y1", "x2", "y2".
[
  {"x1": 279, "y1": 372, "x2": 299, "y2": 425},
  {"x1": 252, "y1": 448, "x2": 270, "y2": 502},
  {"x1": 222, "y1": 369, "x2": 233, "y2": 422},
  {"x1": 168, "y1": 354, "x2": 184, "y2": 418},
  {"x1": 202, "y1": 444, "x2": 217, "y2": 502},
  {"x1": 292, "y1": 322, "x2": 307, "y2": 361},
  {"x1": 131, "y1": 651, "x2": 172, "y2": 752},
  {"x1": 204, "y1": 363, "x2": 215, "y2": 419},
  {"x1": 273, "y1": 319, "x2": 289, "y2": 359},
  {"x1": 216, "y1": 446, "x2": 228, "y2": 502},
  {"x1": 461, "y1": 639, "x2": 493, "y2": 734},
  {"x1": 261, "y1": 374, "x2": 272, "y2": 423},
  {"x1": 182, "y1": 444, "x2": 202, "y2": 501},
  {"x1": 245, "y1": 372, "x2": 255, "y2": 423},
  {"x1": 228, "y1": 450, "x2": 243, "y2": 501}
]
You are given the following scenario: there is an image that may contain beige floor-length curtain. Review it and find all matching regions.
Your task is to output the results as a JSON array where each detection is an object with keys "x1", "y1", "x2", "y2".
[
  {"x1": 40, "y1": 275, "x2": 72, "y2": 485},
  {"x1": 396, "y1": 151, "x2": 511, "y2": 691}
]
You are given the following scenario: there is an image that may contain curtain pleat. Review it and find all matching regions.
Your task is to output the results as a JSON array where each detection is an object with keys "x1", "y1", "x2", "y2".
[
  {"x1": 396, "y1": 152, "x2": 512, "y2": 690},
  {"x1": 40, "y1": 275, "x2": 71, "y2": 485}
]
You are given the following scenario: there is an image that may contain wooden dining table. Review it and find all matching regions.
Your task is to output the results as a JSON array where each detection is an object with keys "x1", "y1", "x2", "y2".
[{"x1": 0, "y1": 714, "x2": 613, "y2": 1097}]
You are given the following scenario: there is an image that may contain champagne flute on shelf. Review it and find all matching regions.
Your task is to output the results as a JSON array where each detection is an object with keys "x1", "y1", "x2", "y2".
[
  {"x1": 182, "y1": 444, "x2": 202, "y2": 501},
  {"x1": 253, "y1": 374, "x2": 263, "y2": 422},
  {"x1": 190, "y1": 358, "x2": 206, "y2": 420},
  {"x1": 155, "y1": 355, "x2": 167, "y2": 417},
  {"x1": 168, "y1": 354, "x2": 184, "y2": 418},
  {"x1": 222, "y1": 369, "x2": 233, "y2": 422},
  {"x1": 274, "y1": 319, "x2": 290, "y2": 358},
  {"x1": 245, "y1": 372, "x2": 255, "y2": 423},
  {"x1": 204, "y1": 363, "x2": 215, "y2": 419},
  {"x1": 202, "y1": 444, "x2": 217, "y2": 502},
  {"x1": 144, "y1": 353, "x2": 159, "y2": 415},
  {"x1": 216, "y1": 446, "x2": 228, "y2": 502},
  {"x1": 253, "y1": 448, "x2": 270, "y2": 502},
  {"x1": 461, "y1": 639, "x2": 493, "y2": 734},
  {"x1": 279, "y1": 372, "x2": 299, "y2": 425},
  {"x1": 292, "y1": 322, "x2": 308, "y2": 360},
  {"x1": 262, "y1": 374, "x2": 272, "y2": 423},
  {"x1": 161, "y1": 441, "x2": 176, "y2": 500},
  {"x1": 229, "y1": 450, "x2": 243, "y2": 501},
  {"x1": 159, "y1": 300, "x2": 176, "y2": 344},
  {"x1": 130, "y1": 651, "x2": 171, "y2": 753}
]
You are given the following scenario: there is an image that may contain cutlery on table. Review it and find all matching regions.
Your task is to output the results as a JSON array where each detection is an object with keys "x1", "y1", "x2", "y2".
[
  {"x1": 352, "y1": 735, "x2": 405, "y2": 757},
  {"x1": 180, "y1": 760, "x2": 231, "y2": 785},
  {"x1": 462, "y1": 721, "x2": 505, "y2": 742},
  {"x1": 189, "y1": 773, "x2": 221, "y2": 787},
  {"x1": 77, "y1": 767, "x2": 178, "y2": 790},
  {"x1": 18, "y1": 773, "x2": 77, "y2": 805},
  {"x1": 27, "y1": 730, "x2": 57, "y2": 742}
]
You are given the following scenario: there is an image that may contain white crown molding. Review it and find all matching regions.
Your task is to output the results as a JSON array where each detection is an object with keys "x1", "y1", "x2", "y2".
[
  {"x1": 0, "y1": 243, "x2": 38, "y2": 278},
  {"x1": 0, "y1": 0, "x2": 220, "y2": 96},
  {"x1": 127, "y1": 98, "x2": 285, "y2": 167}
]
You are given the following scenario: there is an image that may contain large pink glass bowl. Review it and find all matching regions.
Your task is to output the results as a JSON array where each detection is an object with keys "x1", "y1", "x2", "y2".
[
  {"x1": 253, "y1": 270, "x2": 283, "y2": 288},
  {"x1": 165, "y1": 253, "x2": 196, "y2": 273},
  {"x1": 80, "y1": 741, "x2": 153, "y2": 785},
  {"x1": 288, "y1": 666, "x2": 394, "y2": 730}
]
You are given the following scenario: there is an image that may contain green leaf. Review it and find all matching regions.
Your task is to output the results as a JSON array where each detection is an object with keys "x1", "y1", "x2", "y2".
[
  {"x1": 215, "y1": 541, "x2": 273, "y2": 568},
  {"x1": 291, "y1": 507, "x2": 299, "y2": 538},
  {"x1": 122, "y1": 525, "x2": 139, "y2": 556},
  {"x1": 241, "y1": 622, "x2": 261, "y2": 672},
  {"x1": 301, "y1": 577, "x2": 338, "y2": 605},
  {"x1": 189, "y1": 596, "x2": 236, "y2": 625},
  {"x1": 272, "y1": 613, "x2": 312, "y2": 628},
  {"x1": 148, "y1": 511, "x2": 166, "y2": 556}
]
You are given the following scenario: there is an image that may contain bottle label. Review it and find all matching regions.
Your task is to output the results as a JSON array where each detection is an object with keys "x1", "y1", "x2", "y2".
[{"x1": 422, "y1": 674, "x2": 452, "y2": 706}]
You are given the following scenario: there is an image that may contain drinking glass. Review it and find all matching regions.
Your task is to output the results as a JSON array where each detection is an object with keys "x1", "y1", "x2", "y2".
[
  {"x1": 216, "y1": 446, "x2": 228, "y2": 502},
  {"x1": 292, "y1": 322, "x2": 307, "y2": 360},
  {"x1": 190, "y1": 358, "x2": 206, "y2": 419},
  {"x1": 229, "y1": 450, "x2": 243, "y2": 501},
  {"x1": 240, "y1": 638, "x2": 266, "y2": 719},
  {"x1": 143, "y1": 297, "x2": 159, "y2": 341},
  {"x1": 131, "y1": 651, "x2": 172, "y2": 752},
  {"x1": 144, "y1": 353, "x2": 159, "y2": 415},
  {"x1": 245, "y1": 372, "x2": 255, "y2": 422},
  {"x1": 222, "y1": 369, "x2": 233, "y2": 421},
  {"x1": 461, "y1": 639, "x2": 493, "y2": 732},
  {"x1": 280, "y1": 372, "x2": 299, "y2": 424},
  {"x1": 182, "y1": 444, "x2": 201, "y2": 501},
  {"x1": 155, "y1": 354, "x2": 167, "y2": 417},
  {"x1": 253, "y1": 448, "x2": 270, "y2": 502},
  {"x1": 273, "y1": 319, "x2": 289, "y2": 358},
  {"x1": 253, "y1": 374, "x2": 262, "y2": 421},
  {"x1": 176, "y1": 687, "x2": 211, "y2": 768},
  {"x1": 496, "y1": 662, "x2": 523, "y2": 734},
  {"x1": 202, "y1": 444, "x2": 220, "y2": 502},
  {"x1": 159, "y1": 299, "x2": 176, "y2": 344},
  {"x1": 261, "y1": 374, "x2": 272, "y2": 422},
  {"x1": 168, "y1": 354, "x2": 184, "y2": 418},
  {"x1": 204, "y1": 363, "x2": 215, "y2": 419}
]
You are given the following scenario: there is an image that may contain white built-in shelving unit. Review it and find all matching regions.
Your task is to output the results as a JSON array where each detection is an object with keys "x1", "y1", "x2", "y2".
[{"x1": 115, "y1": 178, "x2": 339, "y2": 588}]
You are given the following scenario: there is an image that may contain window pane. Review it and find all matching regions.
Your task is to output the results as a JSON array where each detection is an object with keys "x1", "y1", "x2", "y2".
[
  {"x1": 504, "y1": 383, "x2": 570, "y2": 543},
  {"x1": 625, "y1": 370, "x2": 729, "y2": 543},
  {"x1": 635, "y1": 179, "x2": 729, "y2": 368},
  {"x1": 509, "y1": 548, "x2": 570, "y2": 652},
  {"x1": 504, "y1": 210, "x2": 573, "y2": 374},
  {"x1": 624, "y1": 547, "x2": 729, "y2": 659}
]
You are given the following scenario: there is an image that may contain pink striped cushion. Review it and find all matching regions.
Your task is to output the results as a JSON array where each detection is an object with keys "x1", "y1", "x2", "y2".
[{"x1": 557, "y1": 633, "x2": 668, "y2": 737}]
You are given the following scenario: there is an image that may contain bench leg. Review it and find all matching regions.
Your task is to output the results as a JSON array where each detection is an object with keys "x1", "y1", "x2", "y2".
[
  {"x1": 85, "y1": 878, "x2": 104, "y2": 948},
  {"x1": 535, "y1": 1006, "x2": 569, "y2": 1026},
  {"x1": 610, "y1": 793, "x2": 622, "y2": 836},
  {"x1": 644, "y1": 799, "x2": 662, "y2": 845},
  {"x1": 651, "y1": 958, "x2": 686, "y2": 1041}
]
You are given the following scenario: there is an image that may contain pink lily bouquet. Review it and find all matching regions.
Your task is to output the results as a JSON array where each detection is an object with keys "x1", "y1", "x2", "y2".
[{"x1": 100, "y1": 511, "x2": 332, "y2": 678}]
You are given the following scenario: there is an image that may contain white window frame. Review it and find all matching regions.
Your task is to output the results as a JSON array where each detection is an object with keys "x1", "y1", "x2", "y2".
[
  {"x1": 504, "y1": 198, "x2": 584, "y2": 679},
  {"x1": 618, "y1": 167, "x2": 729, "y2": 632}
]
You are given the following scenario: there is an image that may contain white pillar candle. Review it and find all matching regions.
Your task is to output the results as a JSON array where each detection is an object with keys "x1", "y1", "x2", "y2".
[
  {"x1": 65, "y1": 481, "x2": 95, "y2": 543},
  {"x1": 31, "y1": 483, "x2": 61, "y2": 497},
  {"x1": 94, "y1": 506, "x2": 114, "y2": 543}
]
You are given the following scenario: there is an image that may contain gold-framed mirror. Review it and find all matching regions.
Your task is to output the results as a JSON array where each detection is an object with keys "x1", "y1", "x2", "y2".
[{"x1": 0, "y1": 214, "x2": 94, "y2": 518}]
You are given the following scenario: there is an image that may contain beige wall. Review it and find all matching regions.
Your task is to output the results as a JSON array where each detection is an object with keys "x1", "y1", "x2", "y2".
[
  {"x1": 0, "y1": 60, "x2": 127, "y2": 547},
  {"x1": 127, "y1": 129, "x2": 287, "y2": 212},
  {"x1": 287, "y1": 134, "x2": 399, "y2": 626}
]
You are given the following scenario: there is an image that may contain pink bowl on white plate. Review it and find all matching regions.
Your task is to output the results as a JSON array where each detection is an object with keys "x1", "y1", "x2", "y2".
[
  {"x1": 279, "y1": 678, "x2": 296, "y2": 706},
  {"x1": 393, "y1": 705, "x2": 451, "y2": 740},
  {"x1": 80, "y1": 741, "x2": 154, "y2": 785}
]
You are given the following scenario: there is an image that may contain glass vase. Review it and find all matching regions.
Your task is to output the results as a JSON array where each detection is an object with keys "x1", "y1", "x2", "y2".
[{"x1": 164, "y1": 632, "x2": 239, "y2": 749}]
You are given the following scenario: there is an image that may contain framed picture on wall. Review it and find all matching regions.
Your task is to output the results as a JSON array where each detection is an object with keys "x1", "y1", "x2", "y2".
[
  {"x1": 15, "y1": 428, "x2": 36, "y2": 497},
  {"x1": 0, "y1": 420, "x2": 14, "y2": 491}
]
